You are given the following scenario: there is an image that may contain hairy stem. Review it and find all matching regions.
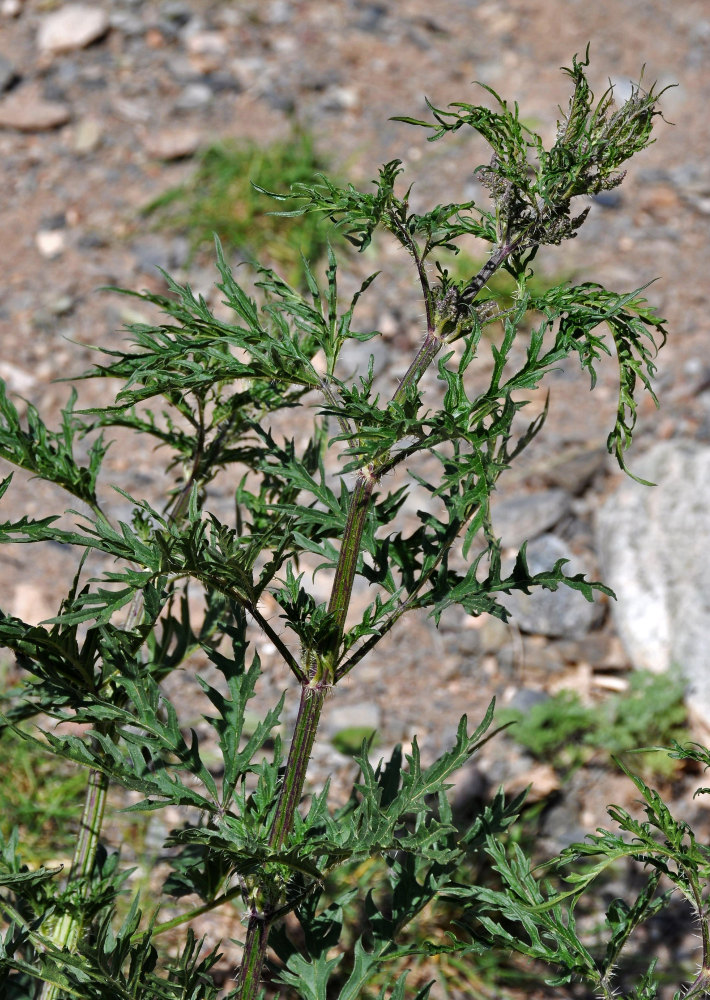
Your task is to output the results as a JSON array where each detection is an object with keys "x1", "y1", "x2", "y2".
[
  {"x1": 39, "y1": 768, "x2": 108, "y2": 1000},
  {"x1": 327, "y1": 470, "x2": 377, "y2": 641},
  {"x1": 236, "y1": 472, "x2": 375, "y2": 997},
  {"x1": 269, "y1": 684, "x2": 328, "y2": 851},
  {"x1": 236, "y1": 685, "x2": 327, "y2": 1000},
  {"x1": 236, "y1": 913, "x2": 272, "y2": 1000}
]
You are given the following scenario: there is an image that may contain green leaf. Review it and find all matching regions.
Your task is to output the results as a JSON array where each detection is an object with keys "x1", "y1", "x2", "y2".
[{"x1": 0, "y1": 385, "x2": 107, "y2": 507}]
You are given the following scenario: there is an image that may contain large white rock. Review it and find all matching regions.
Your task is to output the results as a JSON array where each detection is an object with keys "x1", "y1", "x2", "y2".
[
  {"x1": 37, "y1": 5, "x2": 109, "y2": 55},
  {"x1": 596, "y1": 440, "x2": 710, "y2": 716}
]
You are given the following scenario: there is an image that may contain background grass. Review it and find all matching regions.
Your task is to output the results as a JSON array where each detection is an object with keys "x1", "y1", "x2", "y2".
[{"x1": 142, "y1": 131, "x2": 338, "y2": 286}]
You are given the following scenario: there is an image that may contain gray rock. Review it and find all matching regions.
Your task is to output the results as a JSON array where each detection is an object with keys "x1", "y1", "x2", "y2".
[
  {"x1": 596, "y1": 440, "x2": 710, "y2": 718},
  {"x1": 142, "y1": 127, "x2": 201, "y2": 161},
  {"x1": 159, "y1": 0, "x2": 193, "y2": 26},
  {"x1": 507, "y1": 687, "x2": 549, "y2": 713},
  {"x1": 478, "y1": 614, "x2": 510, "y2": 653},
  {"x1": 266, "y1": 1, "x2": 293, "y2": 24},
  {"x1": 0, "y1": 55, "x2": 17, "y2": 93},
  {"x1": 539, "y1": 447, "x2": 608, "y2": 495},
  {"x1": 500, "y1": 533, "x2": 605, "y2": 638},
  {"x1": 0, "y1": 84, "x2": 70, "y2": 131},
  {"x1": 37, "y1": 5, "x2": 110, "y2": 55},
  {"x1": 174, "y1": 82, "x2": 213, "y2": 110},
  {"x1": 109, "y1": 11, "x2": 144, "y2": 36},
  {"x1": 131, "y1": 235, "x2": 190, "y2": 274},
  {"x1": 325, "y1": 701, "x2": 381, "y2": 736},
  {"x1": 491, "y1": 488, "x2": 571, "y2": 549}
]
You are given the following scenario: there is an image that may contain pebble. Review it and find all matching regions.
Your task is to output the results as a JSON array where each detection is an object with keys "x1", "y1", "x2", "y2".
[
  {"x1": 142, "y1": 127, "x2": 201, "y2": 161},
  {"x1": 0, "y1": 84, "x2": 70, "y2": 130},
  {"x1": 325, "y1": 701, "x2": 381, "y2": 736},
  {"x1": 131, "y1": 235, "x2": 190, "y2": 274},
  {"x1": 174, "y1": 82, "x2": 213, "y2": 110},
  {"x1": 321, "y1": 86, "x2": 360, "y2": 112},
  {"x1": 37, "y1": 5, "x2": 110, "y2": 55},
  {"x1": 0, "y1": 54, "x2": 17, "y2": 93},
  {"x1": 474, "y1": 613, "x2": 511, "y2": 654},
  {"x1": 73, "y1": 116, "x2": 103, "y2": 153},
  {"x1": 0, "y1": 360, "x2": 36, "y2": 393},
  {"x1": 36, "y1": 230, "x2": 66, "y2": 258},
  {"x1": 112, "y1": 96, "x2": 152, "y2": 124},
  {"x1": 186, "y1": 30, "x2": 228, "y2": 73},
  {"x1": 159, "y1": 0, "x2": 192, "y2": 27},
  {"x1": 267, "y1": 0, "x2": 293, "y2": 25}
]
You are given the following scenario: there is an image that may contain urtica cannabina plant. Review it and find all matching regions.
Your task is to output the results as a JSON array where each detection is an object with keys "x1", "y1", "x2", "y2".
[{"x1": 2, "y1": 47, "x2": 702, "y2": 1000}]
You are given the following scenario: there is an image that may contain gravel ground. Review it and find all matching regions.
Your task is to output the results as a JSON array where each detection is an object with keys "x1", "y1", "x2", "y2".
[{"x1": 1, "y1": 0, "x2": 710, "y2": 994}]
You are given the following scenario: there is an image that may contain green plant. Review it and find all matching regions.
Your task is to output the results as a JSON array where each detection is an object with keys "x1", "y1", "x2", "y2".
[
  {"x1": 0, "y1": 47, "x2": 695, "y2": 1000},
  {"x1": 500, "y1": 669, "x2": 689, "y2": 777},
  {"x1": 0, "y1": 728, "x2": 87, "y2": 869},
  {"x1": 142, "y1": 131, "x2": 335, "y2": 283},
  {"x1": 331, "y1": 727, "x2": 379, "y2": 758}
]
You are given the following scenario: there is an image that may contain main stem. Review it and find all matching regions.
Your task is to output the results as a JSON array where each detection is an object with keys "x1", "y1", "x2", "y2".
[
  {"x1": 238, "y1": 240, "x2": 517, "y2": 997},
  {"x1": 235, "y1": 473, "x2": 376, "y2": 999}
]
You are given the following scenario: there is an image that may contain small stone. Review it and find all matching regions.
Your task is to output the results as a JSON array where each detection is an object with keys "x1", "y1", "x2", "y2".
[
  {"x1": 267, "y1": 0, "x2": 293, "y2": 24},
  {"x1": 0, "y1": 85, "x2": 70, "y2": 131},
  {"x1": 112, "y1": 96, "x2": 151, "y2": 124},
  {"x1": 0, "y1": 360, "x2": 36, "y2": 393},
  {"x1": 0, "y1": 55, "x2": 17, "y2": 93},
  {"x1": 39, "y1": 211, "x2": 66, "y2": 230},
  {"x1": 73, "y1": 116, "x2": 103, "y2": 153},
  {"x1": 475, "y1": 614, "x2": 510, "y2": 653},
  {"x1": 131, "y1": 235, "x2": 190, "y2": 273},
  {"x1": 145, "y1": 27, "x2": 166, "y2": 48},
  {"x1": 500, "y1": 760, "x2": 561, "y2": 805},
  {"x1": 37, "y1": 5, "x2": 110, "y2": 55},
  {"x1": 48, "y1": 293, "x2": 75, "y2": 316},
  {"x1": 186, "y1": 30, "x2": 228, "y2": 73},
  {"x1": 174, "y1": 82, "x2": 213, "y2": 110},
  {"x1": 1, "y1": 0, "x2": 22, "y2": 16},
  {"x1": 449, "y1": 761, "x2": 488, "y2": 823},
  {"x1": 325, "y1": 702, "x2": 381, "y2": 736},
  {"x1": 159, "y1": 0, "x2": 192, "y2": 26},
  {"x1": 592, "y1": 189, "x2": 623, "y2": 210},
  {"x1": 322, "y1": 86, "x2": 359, "y2": 112},
  {"x1": 109, "y1": 11, "x2": 145, "y2": 37},
  {"x1": 638, "y1": 185, "x2": 681, "y2": 222},
  {"x1": 36, "y1": 230, "x2": 66, "y2": 258},
  {"x1": 142, "y1": 127, "x2": 200, "y2": 161}
]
